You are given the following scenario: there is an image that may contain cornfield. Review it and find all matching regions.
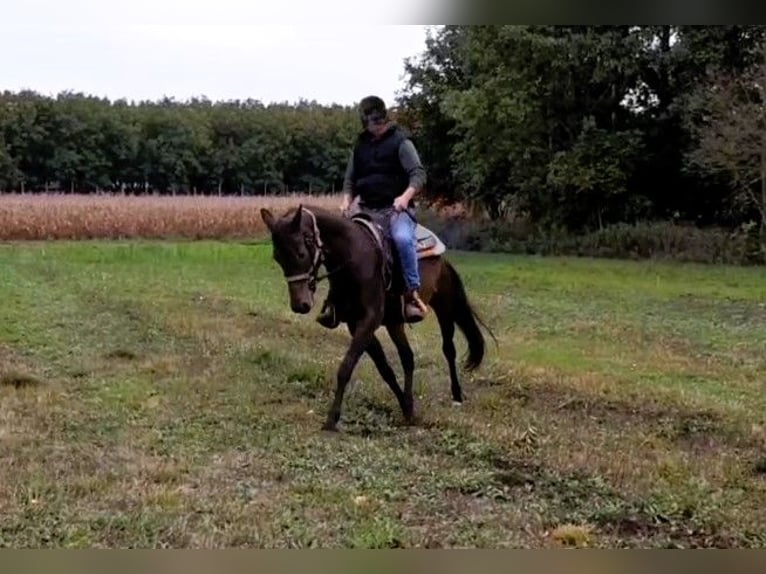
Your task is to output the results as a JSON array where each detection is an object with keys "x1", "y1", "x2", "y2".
[{"x1": 0, "y1": 193, "x2": 344, "y2": 240}]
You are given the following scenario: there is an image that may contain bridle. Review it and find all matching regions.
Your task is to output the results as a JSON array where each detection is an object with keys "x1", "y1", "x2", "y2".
[{"x1": 282, "y1": 207, "x2": 331, "y2": 292}]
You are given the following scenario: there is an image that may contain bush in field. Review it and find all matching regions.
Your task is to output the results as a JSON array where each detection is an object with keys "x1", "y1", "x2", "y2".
[{"x1": 418, "y1": 207, "x2": 759, "y2": 265}]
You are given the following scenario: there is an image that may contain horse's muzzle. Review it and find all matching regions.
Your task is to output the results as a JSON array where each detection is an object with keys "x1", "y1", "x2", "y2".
[
  {"x1": 292, "y1": 300, "x2": 312, "y2": 314},
  {"x1": 288, "y1": 283, "x2": 314, "y2": 314}
]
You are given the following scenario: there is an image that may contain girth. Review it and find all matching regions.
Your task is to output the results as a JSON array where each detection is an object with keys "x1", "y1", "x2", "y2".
[{"x1": 350, "y1": 213, "x2": 394, "y2": 291}]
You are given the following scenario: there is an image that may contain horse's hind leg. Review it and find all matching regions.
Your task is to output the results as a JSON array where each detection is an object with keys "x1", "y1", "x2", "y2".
[
  {"x1": 431, "y1": 296, "x2": 463, "y2": 403},
  {"x1": 364, "y1": 335, "x2": 409, "y2": 421},
  {"x1": 385, "y1": 322, "x2": 415, "y2": 422}
]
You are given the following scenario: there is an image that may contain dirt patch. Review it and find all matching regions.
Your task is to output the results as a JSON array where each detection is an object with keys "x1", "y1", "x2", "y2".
[
  {"x1": 445, "y1": 447, "x2": 759, "y2": 549},
  {"x1": 0, "y1": 371, "x2": 43, "y2": 389},
  {"x1": 666, "y1": 411, "x2": 740, "y2": 453},
  {"x1": 505, "y1": 379, "x2": 691, "y2": 423},
  {"x1": 104, "y1": 348, "x2": 138, "y2": 361},
  {"x1": 592, "y1": 505, "x2": 746, "y2": 548},
  {"x1": 0, "y1": 346, "x2": 44, "y2": 389},
  {"x1": 499, "y1": 379, "x2": 752, "y2": 451},
  {"x1": 753, "y1": 458, "x2": 766, "y2": 476},
  {"x1": 336, "y1": 397, "x2": 404, "y2": 438}
]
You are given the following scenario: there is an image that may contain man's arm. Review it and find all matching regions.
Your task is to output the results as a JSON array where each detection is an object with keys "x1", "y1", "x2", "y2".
[
  {"x1": 340, "y1": 150, "x2": 355, "y2": 211},
  {"x1": 396, "y1": 139, "x2": 427, "y2": 208}
]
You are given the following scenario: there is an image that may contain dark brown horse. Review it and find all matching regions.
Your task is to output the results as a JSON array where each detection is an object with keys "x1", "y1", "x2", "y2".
[{"x1": 260, "y1": 204, "x2": 492, "y2": 432}]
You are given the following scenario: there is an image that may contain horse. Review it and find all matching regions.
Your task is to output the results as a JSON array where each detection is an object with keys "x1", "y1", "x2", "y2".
[{"x1": 259, "y1": 203, "x2": 492, "y2": 432}]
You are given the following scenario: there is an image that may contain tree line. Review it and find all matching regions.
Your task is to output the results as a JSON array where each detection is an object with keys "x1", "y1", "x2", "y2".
[
  {"x1": 2, "y1": 25, "x2": 765, "y2": 238},
  {"x1": 0, "y1": 92, "x2": 359, "y2": 195},
  {"x1": 397, "y1": 25, "x2": 766, "y2": 234}
]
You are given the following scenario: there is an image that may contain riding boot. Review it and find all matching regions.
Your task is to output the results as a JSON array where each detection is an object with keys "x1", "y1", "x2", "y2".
[
  {"x1": 403, "y1": 289, "x2": 427, "y2": 323},
  {"x1": 316, "y1": 298, "x2": 340, "y2": 329}
]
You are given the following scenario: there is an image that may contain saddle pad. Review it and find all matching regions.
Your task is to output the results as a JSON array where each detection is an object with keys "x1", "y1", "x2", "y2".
[
  {"x1": 351, "y1": 213, "x2": 447, "y2": 258},
  {"x1": 416, "y1": 223, "x2": 446, "y2": 257}
]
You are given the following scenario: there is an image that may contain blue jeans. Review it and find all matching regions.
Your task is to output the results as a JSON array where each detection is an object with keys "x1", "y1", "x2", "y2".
[{"x1": 390, "y1": 208, "x2": 420, "y2": 292}]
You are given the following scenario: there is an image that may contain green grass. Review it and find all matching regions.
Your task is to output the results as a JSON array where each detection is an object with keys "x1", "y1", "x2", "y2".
[{"x1": 0, "y1": 241, "x2": 765, "y2": 548}]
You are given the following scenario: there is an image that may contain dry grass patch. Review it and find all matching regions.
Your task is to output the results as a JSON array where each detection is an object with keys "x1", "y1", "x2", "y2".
[{"x1": 551, "y1": 523, "x2": 595, "y2": 547}]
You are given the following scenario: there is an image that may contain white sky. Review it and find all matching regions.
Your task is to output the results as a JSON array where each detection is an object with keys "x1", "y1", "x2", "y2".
[{"x1": 1, "y1": 1, "x2": 438, "y2": 107}]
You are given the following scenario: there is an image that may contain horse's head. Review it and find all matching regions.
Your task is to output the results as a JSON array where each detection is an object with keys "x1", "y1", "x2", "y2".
[{"x1": 260, "y1": 204, "x2": 323, "y2": 315}]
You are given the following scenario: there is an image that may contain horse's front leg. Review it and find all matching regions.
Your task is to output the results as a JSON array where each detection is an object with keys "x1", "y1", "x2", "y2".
[
  {"x1": 386, "y1": 322, "x2": 416, "y2": 423},
  {"x1": 323, "y1": 314, "x2": 379, "y2": 431}
]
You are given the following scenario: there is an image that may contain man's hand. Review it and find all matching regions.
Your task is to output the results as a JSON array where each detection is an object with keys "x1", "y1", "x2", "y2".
[
  {"x1": 339, "y1": 194, "x2": 352, "y2": 214},
  {"x1": 393, "y1": 195, "x2": 409, "y2": 211},
  {"x1": 393, "y1": 186, "x2": 416, "y2": 211}
]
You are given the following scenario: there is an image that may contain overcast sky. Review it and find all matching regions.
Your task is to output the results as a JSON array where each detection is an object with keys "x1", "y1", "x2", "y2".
[{"x1": 1, "y1": 1, "x2": 436, "y2": 107}]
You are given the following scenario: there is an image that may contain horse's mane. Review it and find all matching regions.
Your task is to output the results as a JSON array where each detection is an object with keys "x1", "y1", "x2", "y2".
[{"x1": 285, "y1": 204, "x2": 362, "y2": 237}]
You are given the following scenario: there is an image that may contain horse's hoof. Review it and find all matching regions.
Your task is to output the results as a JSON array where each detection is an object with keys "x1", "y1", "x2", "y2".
[
  {"x1": 403, "y1": 409, "x2": 421, "y2": 426},
  {"x1": 321, "y1": 421, "x2": 339, "y2": 433},
  {"x1": 452, "y1": 401, "x2": 463, "y2": 408},
  {"x1": 402, "y1": 404, "x2": 415, "y2": 424}
]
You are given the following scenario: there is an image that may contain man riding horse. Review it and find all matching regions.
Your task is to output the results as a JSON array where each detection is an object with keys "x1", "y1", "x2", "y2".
[
  {"x1": 315, "y1": 95, "x2": 428, "y2": 329},
  {"x1": 260, "y1": 97, "x2": 493, "y2": 428}
]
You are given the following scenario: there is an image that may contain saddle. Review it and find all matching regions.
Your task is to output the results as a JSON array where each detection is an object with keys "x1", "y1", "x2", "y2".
[{"x1": 350, "y1": 210, "x2": 446, "y2": 293}]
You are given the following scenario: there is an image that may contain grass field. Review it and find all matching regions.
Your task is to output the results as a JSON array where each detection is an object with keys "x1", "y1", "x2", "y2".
[{"x1": 1, "y1": 239, "x2": 765, "y2": 548}]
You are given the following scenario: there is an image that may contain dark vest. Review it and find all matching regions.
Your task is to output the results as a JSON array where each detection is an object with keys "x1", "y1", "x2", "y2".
[{"x1": 352, "y1": 125, "x2": 410, "y2": 209}]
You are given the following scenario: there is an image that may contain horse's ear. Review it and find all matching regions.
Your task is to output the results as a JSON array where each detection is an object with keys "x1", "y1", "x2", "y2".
[
  {"x1": 260, "y1": 208, "x2": 275, "y2": 231},
  {"x1": 290, "y1": 205, "x2": 303, "y2": 230}
]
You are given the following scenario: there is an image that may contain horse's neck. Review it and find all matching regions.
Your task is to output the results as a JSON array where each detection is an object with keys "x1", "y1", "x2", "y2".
[{"x1": 313, "y1": 210, "x2": 357, "y2": 260}]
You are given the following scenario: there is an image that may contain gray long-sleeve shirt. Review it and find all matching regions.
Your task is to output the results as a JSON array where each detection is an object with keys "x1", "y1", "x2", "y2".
[{"x1": 342, "y1": 138, "x2": 427, "y2": 197}]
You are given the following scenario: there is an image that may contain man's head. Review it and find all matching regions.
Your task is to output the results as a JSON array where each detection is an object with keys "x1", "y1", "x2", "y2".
[{"x1": 359, "y1": 95, "x2": 390, "y2": 136}]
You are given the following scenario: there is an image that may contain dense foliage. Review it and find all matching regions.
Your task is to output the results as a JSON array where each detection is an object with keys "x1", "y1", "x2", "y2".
[
  {"x1": 0, "y1": 93, "x2": 359, "y2": 195},
  {"x1": 398, "y1": 25, "x2": 766, "y2": 236}
]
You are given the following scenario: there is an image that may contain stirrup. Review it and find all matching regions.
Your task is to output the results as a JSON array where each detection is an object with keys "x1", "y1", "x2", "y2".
[
  {"x1": 404, "y1": 305, "x2": 425, "y2": 323},
  {"x1": 402, "y1": 290, "x2": 427, "y2": 323},
  {"x1": 411, "y1": 290, "x2": 428, "y2": 315},
  {"x1": 316, "y1": 303, "x2": 340, "y2": 329}
]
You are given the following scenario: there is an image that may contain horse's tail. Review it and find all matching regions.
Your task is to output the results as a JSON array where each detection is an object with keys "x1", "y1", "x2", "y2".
[{"x1": 444, "y1": 260, "x2": 496, "y2": 371}]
